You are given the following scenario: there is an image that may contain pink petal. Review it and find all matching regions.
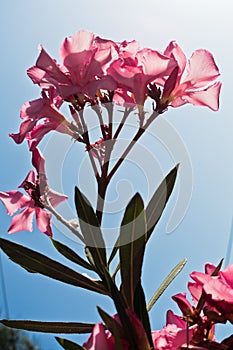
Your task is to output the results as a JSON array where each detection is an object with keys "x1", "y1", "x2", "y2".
[
  {"x1": 172, "y1": 292, "x2": 193, "y2": 316},
  {"x1": 35, "y1": 207, "x2": 52, "y2": 236},
  {"x1": 137, "y1": 48, "x2": 174, "y2": 79},
  {"x1": 203, "y1": 278, "x2": 233, "y2": 304},
  {"x1": 83, "y1": 323, "x2": 110, "y2": 350},
  {"x1": 94, "y1": 36, "x2": 117, "y2": 51},
  {"x1": 219, "y1": 265, "x2": 233, "y2": 288},
  {"x1": 60, "y1": 30, "x2": 95, "y2": 63},
  {"x1": 8, "y1": 207, "x2": 34, "y2": 233},
  {"x1": 47, "y1": 188, "x2": 68, "y2": 208},
  {"x1": 118, "y1": 40, "x2": 140, "y2": 60},
  {"x1": 0, "y1": 191, "x2": 31, "y2": 215},
  {"x1": 9, "y1": 119, "x2": 37, "y2": 144},
  {"x1": 32, "y1": 147, "x2": 46, "y2": 175},
  {"x1": 164, "y1": 41, "x2": 187, "y2": 81},
  {"x1": 63, "y1": 50, "x2": 96, "y2": 84},
  {"x1": 205, "y1": 263, "x2": 217, "y2": 275},
  {"x1": 27, "y1": 123, "x2": 56, "y2": 150},
  {"x1": 152, "y1": 323, "x2": 193, "y2": 349},
  {"x1": 36, "y1": 46, "x2": 70, "y2": 84},
  {"x1": 183, "y1": 49, "x2": 220, "y2": 88},
  {"x1": 108, "y1": 59, "x2": 142, "y2": 91},
  {"x1": 20, "y1": 98, "x2": 46, "y2": 120},
  {"x1": 188, "y1": 281, "x2": 202, "y2": 304},
  {"x1": 18, "y1": 170, "x2": 36, "y2": 189},
  {"x1": 27, "y1": 66, "x2": 50, "y2": 86},
  {"x1": 183, "y1": 82, "x2": 222, "y2": 111},
  {"x1": 93, "y1": 45, "x2": 116, "y2": 74},
  {"x1": 166, "y1": 310, "x2": 186, "y2": 329}
]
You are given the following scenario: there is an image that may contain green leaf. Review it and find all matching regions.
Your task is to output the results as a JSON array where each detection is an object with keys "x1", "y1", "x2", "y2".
[
  {"x1": 52, "y1": 239, "x2": 94, "y2": 271},
  {"x1": 97, "y1": 306, "x2": 124, "y2": 350},
  {"x1": 145, "y1": 164, "x2": 179, "y2": 241},
  {"x1": 74, "y1": 187, "x2": 107, "y2": 274},
  {"x1": 108, "y1": 165, "x2": 178, "y2": 266},
  {"x1": 104, "y1": 269, "x2": 139, "y2": 350},
  {"x1": 119, "y1": 193, "x2": 147, "y2": 309},
  {"x1": 147, "y1": 258, "x2": 187, "y2": 312},
  {"x1": 1, "y1": 320, "x2": 94, "y2": 334},
  {"x1": 56, "y1": 337, "x2": 86, "y2": 350},
  {"x1": 0, "y1": 238, "x2": 107, "y2": 295},
  {"x1": 134, "y1": 282, "x2": 154, "y2": 349}
]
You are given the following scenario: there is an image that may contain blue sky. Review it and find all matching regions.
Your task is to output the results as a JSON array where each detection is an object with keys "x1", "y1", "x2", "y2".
[{"x1": 1, "y1": 0, "x2": 233, "y2": 348}]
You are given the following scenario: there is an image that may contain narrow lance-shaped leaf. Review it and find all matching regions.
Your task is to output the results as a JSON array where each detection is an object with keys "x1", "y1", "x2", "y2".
[
  {"x1": 56, "y1": 337, "x2": 86, "y2": 350},
  {"x1": 119, "y1": 193, "x2": 147, "y2": 310},
  {"x1": 108, "y1": 165, "x2": 178, "y2": 266},
  {"x1": 52, "y1": 239, "x2": 94, "y2": 271},
  {"x1": 74, "y1": 187, "x2": 107, "y2": 274},
  {"x1": 145, "y1": 164, "x2": 179, "y2": 242},
  {"x1": 1, "y1": 320, "x2": 94, "y2": 334},
  {"x1": 147, "y1": 258, "x2": 187, "y2": 312},
  {"x1": 0, "y1": 238, "x2": 107, "y2": 295}
]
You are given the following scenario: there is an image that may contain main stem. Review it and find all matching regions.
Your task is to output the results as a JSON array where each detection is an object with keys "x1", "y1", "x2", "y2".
[{"x1": 95, "y1": 108, "x2": 160, "y2": 225}]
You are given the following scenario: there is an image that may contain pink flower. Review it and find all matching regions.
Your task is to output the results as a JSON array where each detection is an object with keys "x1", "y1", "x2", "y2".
[
  {"x1": 10, "y1": 89, "x2": 77, "y2": 148},
  {"x1": 160, "y1": 41, "x2": 221, "y2": 111},
  {"x1": 83, "y1": 323, "x2": 113, "y2": 350},
  {"x1": 190, "y1": 264, "x2": 233, "y2": 321},
  {"x1": 0, "y1": 148, "x2": 67, "y2": 236},
  {"x1": 108, "y1": 41, "x2": 176, "y2": 107},
  {"x1": 152, "y1": 310, "x2": 194, "y2": 350},
  {"x1": 27, "y1": 30, "x2": 117, "y2": 101}
]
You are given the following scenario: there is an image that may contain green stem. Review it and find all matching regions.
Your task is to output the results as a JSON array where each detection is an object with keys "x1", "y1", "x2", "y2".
[{"x1": 108, "y1": 110, "x2": 160, "y2": 182}]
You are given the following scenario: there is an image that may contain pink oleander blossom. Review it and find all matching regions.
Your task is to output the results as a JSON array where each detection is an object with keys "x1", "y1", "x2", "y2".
[
  {"x1": 151, "y1": 310, "x2": 194, "y2": 350},
  {"x1": 160, "y1": 41, "x2": 221, "y2": 111},
  {"x1": 10, "y1": 89, "x2": 77, "y2": 148},
  {"x1": 108, "y1": 42, "x2": 176, "y2": 107},
  {"x1": 189, "y1": 264, "x2": 233, "y2": 322},
  {"x1": 27, "y1": 30, "x2": 117, "y2": 100},
  {"x1": 0, "y1": 148, "x2": 67, "y2": 236}
]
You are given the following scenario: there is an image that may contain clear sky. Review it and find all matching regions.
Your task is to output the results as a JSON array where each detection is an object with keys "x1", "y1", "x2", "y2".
[{"x1": 0, "y1": 0, "x2": 233, "y2": 348}]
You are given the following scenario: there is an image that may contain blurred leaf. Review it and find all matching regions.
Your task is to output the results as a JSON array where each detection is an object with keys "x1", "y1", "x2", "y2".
[
  {"x1": 97, "y1": 306, "x2": 124, "y2": 350},
  {"x1": 134, "y1": 282, "x2": 154, "y2": 349},
  {"x1": 119, "y1": 193, "x2": 146, "y2": 309},
  {"x1": 74, "y1": 187, "x2": 107, "y2": 275},
  {"x1": 147, "y1": 258, "x2": 187, "y2": 312},
  {"x1": 0, "y1": 238, "x2": 107, "y2": 295},
  {"x1": 1, "y1": 320, "x2": 94, "y2": 334},
  {"x1": 56, "y1": 337, "x2": 86, "y2": 350},
  {"x1": 145, "y1": 164, "x2": 179, "y2": 241},
  {"x1": 52, "y1": 239, "x2": 94, "y2": 271}
]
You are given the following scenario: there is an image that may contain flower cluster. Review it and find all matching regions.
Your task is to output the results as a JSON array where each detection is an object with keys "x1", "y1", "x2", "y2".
[
  {"x1": 84, "y1": 262, "x2": 233, "y2": 350},
  {"x1": 10, "y1": 30, "x2": 221, "y2": 151}
]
